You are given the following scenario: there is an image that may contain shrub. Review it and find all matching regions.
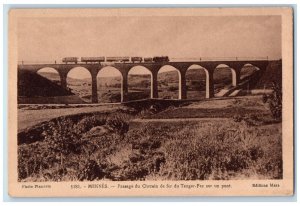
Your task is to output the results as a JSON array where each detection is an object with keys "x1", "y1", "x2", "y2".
[
  {"x1": 43, "y1": 118, "x2": 84, "y2": 166},
  {"x1": 243, "y1": 114, "x2": 261, "y2": 126},
  {"x1": 78, "y1": 159, "x2": 105, "y2": 181},
  {"x1": 129, "y1": 153, "x2": 145, "y2": 163},
  {"x1": 119, "y1": 164, "x2": 149, "y2": 181},
  {"x1": 75, "y1": 115, "x2": 106, "y2": 133},
  {"x1": 232, "y1": 114, "x2": 262, "y2": 126},
  {"x1": 106, "y1": 113, "x2": 130, "y2": 135},
  {"x1": 18, "y1": 113, "x2": 118, "y2": 181},
  {"x1": 262, "y1": 82, "x2": 282, "y2": 121}
]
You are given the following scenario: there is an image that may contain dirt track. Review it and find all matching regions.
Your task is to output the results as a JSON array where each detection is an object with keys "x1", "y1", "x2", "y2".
[{"x1": 18, "y1": 105, "x2": 123, "y2": 131}]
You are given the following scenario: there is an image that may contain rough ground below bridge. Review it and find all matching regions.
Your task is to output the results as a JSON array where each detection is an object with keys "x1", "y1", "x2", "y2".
[{"x1": 17, "y1": 95, "x2": 282, "y2": 182}]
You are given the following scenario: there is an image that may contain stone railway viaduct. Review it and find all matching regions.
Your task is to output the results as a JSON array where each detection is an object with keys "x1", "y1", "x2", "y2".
[{"x1": 18, "y1": 60, "x2": 269, "y2": 103}]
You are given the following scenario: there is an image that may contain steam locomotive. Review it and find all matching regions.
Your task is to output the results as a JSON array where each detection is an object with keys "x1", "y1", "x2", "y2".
[{"x1": 62, "y1": 56, "x2": 169, "y2": 64}]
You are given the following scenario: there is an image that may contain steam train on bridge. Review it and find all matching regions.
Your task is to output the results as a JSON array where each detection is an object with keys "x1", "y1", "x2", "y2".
[{"x1": 62, "y1": 56, "x2": 170, "y2": 64}]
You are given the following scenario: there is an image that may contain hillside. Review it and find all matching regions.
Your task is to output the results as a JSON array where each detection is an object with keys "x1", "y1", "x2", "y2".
[
  {"x1": 18, "y1": 71, "x2": 85, "y2": 104},
  {"x1": 255, "y1": 60, "x2": 282, "y2": 88},
  {"x1": 18, "y1": 70, "x2": 73, "y2": 97}
]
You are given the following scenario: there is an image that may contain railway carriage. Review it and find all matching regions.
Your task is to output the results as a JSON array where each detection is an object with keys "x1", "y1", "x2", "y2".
[
  {"x1": 62, "y1": 57, "x2": 78, "y2": 64},
  {"x1": 153, "y1": 56, "x2": 169, "y2": 62},
  {"x1": 106, "y1": 56, "x2": 130, "y2": 63},
  {"x1": 144, "y1": 57, "x2": 153, "y2": 63},
  {"x1": 131, "y1": 57, "x2": 143, "y2": 63},
  {"x1": 81, "y1": 57, "x2": 105, "y2": 64}
]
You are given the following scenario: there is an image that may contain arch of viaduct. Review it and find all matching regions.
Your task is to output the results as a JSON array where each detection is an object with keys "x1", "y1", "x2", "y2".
[{"x1": 18, "y1": 60, "x2": 269, "y2": 103}]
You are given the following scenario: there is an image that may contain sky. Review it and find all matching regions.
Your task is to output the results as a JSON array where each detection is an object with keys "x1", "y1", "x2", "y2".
[{"x1": 18, "y1": 15, "x2": 281, "y2": 79}]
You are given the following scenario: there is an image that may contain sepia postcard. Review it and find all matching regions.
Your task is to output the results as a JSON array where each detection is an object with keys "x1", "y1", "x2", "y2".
[{"x1": 8, "y1": 7, "x2": 294, "y2": 197}]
